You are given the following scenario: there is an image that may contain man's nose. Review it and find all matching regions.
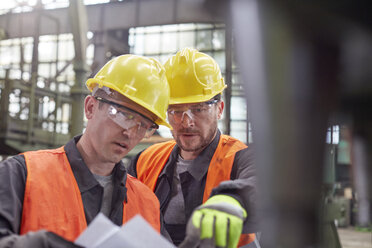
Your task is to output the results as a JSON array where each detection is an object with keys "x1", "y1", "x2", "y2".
[
  {"x1": 180, "y1": 110, "x2": 194, "y2": 126},
  {"x1": 121, "y1": 121, "x2": 140, "y2": 137}
]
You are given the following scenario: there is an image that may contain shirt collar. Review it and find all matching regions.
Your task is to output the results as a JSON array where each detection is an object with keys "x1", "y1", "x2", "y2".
[
  {"x1": 64, "y1": 135, "x2": 126, "y2": 193},
  {"x1": 187, "y1": 130, "x2": 221, "y2": 181}
]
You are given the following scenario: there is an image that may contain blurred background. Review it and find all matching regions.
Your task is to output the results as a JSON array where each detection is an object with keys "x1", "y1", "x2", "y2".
[{"x1": 0, "y1": 0, "x2": 371, "y2": 247}]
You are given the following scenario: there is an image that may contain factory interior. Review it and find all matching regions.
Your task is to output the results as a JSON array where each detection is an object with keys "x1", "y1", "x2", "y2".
[{"x1": 0, "y1": 0, "x2": 371, "y2": 247}]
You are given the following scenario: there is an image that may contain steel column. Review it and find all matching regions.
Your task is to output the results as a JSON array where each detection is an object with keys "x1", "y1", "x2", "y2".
[{"x1": 68, "y1": 0, "x2": 89, "y2": 137}]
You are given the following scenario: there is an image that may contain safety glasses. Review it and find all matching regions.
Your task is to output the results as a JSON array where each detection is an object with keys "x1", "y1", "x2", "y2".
[
  {"x1": 95, "y1": 96, "x2": 158, "y2": 138},
  {"x1": 167, "y1": 99, "x2": 219, "y2": 124}
]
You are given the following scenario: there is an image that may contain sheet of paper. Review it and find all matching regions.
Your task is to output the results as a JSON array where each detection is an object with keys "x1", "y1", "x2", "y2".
[
  {"x1": 75, "y1": 213, "x2": 120, "y2": 247},
  {"x1": 75, "y1": 213, "x2": 176, "y2": 248}
]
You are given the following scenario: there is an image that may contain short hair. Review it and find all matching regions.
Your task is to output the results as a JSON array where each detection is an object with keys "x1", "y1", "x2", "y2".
[{"x1": 91, "y1": 86, "x2": 114, "y2": 109}]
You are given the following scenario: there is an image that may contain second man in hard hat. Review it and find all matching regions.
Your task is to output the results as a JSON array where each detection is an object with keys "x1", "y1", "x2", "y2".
[
  {"x1": 128, "y1": 48, "x2": 259, "y2": 248},
  {"x1": 0, "y1": 55, "x2": 170, "y2": 247}
]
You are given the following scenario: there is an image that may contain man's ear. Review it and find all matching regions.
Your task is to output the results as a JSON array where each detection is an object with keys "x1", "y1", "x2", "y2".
[
  {"x1": 217, "y1": 100, "x2": 224, "y2": 120},
  {"x1": 84, "y1": 95, "x2": 96, "y2": 120}
]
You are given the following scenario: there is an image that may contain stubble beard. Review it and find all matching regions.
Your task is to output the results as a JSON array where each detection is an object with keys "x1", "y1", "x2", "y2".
[{"x1": 173, "y1": 124, "x2": 218, "y2": 153}]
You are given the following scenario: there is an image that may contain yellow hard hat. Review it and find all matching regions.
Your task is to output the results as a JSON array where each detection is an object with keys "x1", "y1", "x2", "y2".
[
  {"x1": 86, "y1": 54, "x2": 171, "y2": 128},
  {"x1": 164, "y1": 48, "x2": 226, "y2": 104}
]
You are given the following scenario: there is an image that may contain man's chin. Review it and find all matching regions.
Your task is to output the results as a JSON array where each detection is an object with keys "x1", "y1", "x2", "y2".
[
  {"x1": 178, "y1": 138, "x2": 196, "y2": 147},
  {"x1": 110, "y1": 153, "x2": 127, "y2": 164},
  {"x1": 178, "y1": 141, "x2": 201, "y2": 152}
]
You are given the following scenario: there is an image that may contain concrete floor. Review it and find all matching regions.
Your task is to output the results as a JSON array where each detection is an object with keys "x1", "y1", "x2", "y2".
[{"x1": 338, "y1": 228, "x2": 372, "y2": 248}]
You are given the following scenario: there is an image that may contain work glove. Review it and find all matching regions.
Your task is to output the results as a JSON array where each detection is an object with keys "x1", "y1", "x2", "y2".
[{"x1": 179, "y1": 195, "x2": 247, "y2": 248}]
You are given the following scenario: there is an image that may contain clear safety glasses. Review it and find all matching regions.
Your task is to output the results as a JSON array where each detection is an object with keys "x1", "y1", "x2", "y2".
[
  {"x1": 95, "y1": 96, "x2": 158, "y2": 138},
  {"x1": 167, "y1": 99, "x2": 219, "y2": 124}
]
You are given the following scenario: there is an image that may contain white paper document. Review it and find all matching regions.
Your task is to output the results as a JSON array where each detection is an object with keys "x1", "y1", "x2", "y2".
[{"x1": 75, "y1": 213, "x2": 176, "y2": 248}]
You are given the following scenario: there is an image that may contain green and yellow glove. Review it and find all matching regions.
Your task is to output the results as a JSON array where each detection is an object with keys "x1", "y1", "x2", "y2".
[{"x1": 179, "y1": 195, "x2": 247, "y2": 248}]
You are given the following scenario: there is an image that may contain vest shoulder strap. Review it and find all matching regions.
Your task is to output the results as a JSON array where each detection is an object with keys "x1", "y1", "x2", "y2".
[
  {"x1": 204, "y1": 136, "x2": 255, "y2": 246},
  {"x1": 137, "y1": 140, "x2": 176, "y2": 191},
  {"x1": 203, "y1": 135, "x2": 247, "y2": 202},
  {"x1": 124, "y1": 174, "x2": 161, "y2": 232},
  {"x1": 21, "y1": 147, "x2": 86, "y2": 241}
]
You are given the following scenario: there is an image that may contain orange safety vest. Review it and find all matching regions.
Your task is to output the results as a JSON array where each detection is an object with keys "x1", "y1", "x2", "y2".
[
  {"x1": 20, "y1": 146, "x2": 160, "y2": 241},
  {"x1": 136, "y1": 134, "x2": 255, "y2": 246}
]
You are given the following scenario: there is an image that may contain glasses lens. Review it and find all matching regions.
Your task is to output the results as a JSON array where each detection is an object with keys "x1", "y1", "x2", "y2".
[
  {"x1": 167, "y1": 101, "x2": 217, "y2": 123},
  {"x1": 108, "y1": 105, "x2": 158, "y2": 138},
  {"x1": 167, "y1": 109, "x2": 189, "y2": 123},
  {"x1": 97, "y1": 96, "x2": 158, "y2": 137},
  {"x1": 108, "y1": 106, "x2": 139, "y2": 130},
  {"x1": 143, "y1": 128, "x2": 157, "y2": 138}
]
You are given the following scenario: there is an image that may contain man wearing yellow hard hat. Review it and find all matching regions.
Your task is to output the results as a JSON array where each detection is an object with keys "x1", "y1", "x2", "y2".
[
  {"x1": 0, "y1": 55, "x2": 170, "y2": 247},
  {"x1": 128, "y1": 48, "x2": 259, "y2": 248}
]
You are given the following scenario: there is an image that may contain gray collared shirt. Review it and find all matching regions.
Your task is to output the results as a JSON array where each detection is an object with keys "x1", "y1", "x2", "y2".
[{"x1": 163, "y1": 155, "x2": 191, "y2": 224}]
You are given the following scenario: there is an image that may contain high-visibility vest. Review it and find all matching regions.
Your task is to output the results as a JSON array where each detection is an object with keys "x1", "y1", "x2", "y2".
[
  {"x1": 136, "y1": 135, "x2": 255, "y2": 246},
  {"x1": 20, "y1": 146, "x2": 160, "y2": 241}
]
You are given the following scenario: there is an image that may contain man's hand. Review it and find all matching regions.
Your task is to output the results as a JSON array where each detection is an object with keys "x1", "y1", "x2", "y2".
[{"x1": 179, "y1": 195, "x2": 247, "y2": 248}]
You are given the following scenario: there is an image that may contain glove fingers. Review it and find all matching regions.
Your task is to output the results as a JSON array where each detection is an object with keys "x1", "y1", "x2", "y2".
[
  {"x1": 228, "y1": 216, "x2": 243, "y2": 248},
  {"x1": 184, "y1": 210, "x2": 217, "y2": 248},
  {"x1": 199, "y1": 214, "x2": 216, "y2": 248},
  {"x1": 200, "y1": 211, "x2": 215, "y2": 240},
  {"x1": 214, "y1": 213, "x2": 228, "y2": 248},
  {"x1": 191, "y1": 210, "x2": 204, "y2": 229},
  {"x1": 226, "y1": 218, "x2": 230, "y2": 248},
  {"x1": 187, "y1": 207, "x2": 244, "y2": 248}
]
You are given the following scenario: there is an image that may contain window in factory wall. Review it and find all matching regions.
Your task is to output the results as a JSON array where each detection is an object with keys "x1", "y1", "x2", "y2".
[
  {"x1": 231, "y1": 97, "x2": 248, "y2": 144},
  {"x1": 0, "y1": 0, "x2": 115, "y2": 14},
  {"x1": 0, "y1": 32, "x2": 93, "y2": 136},
  {"x1": 326, "y1": 125, "x2": 340, "y2": 145},
  {"x1": 0, "y1": 34, "x2": 77, "y2": 83},
  {"x1": 0, "y1": 38, "x2": 26, "y2": 75}
]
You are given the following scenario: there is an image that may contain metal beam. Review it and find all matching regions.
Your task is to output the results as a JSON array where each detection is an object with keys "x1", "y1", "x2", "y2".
[
  {"x1": 68, "y1": 0, "x2": 89, "y2": 137},
  {"x1": 232, "y1": 0, "x2": 372, "y2": 246},
  {"x1": 0, "y1": 0, "x2": 223, "y2": 39}
]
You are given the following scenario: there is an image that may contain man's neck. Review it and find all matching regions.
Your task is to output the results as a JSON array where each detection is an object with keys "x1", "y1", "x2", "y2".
[
  {"x1": 76, "y1": 135, "x2": 115, "y2": 176},
  {"x1": 180, "y1": 150, "x2": 199, "y2": 160}
]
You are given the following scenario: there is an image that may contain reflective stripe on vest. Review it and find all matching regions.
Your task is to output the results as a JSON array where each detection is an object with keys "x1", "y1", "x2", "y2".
[
  {"x1": 21, "y1": 146, "x2": 160, "y2": 241},
  {"x1": 136, "y1": 135, "x2": 254, "y2": 247}
]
